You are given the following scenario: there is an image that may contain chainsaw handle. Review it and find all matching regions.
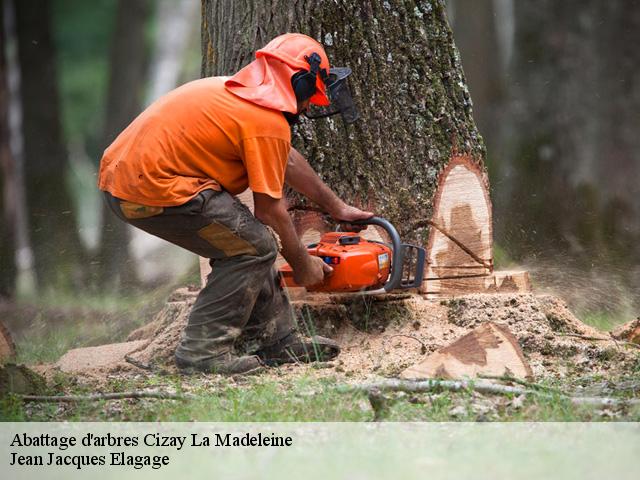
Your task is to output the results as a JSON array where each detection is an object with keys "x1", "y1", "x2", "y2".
[{"x1": 350, "y1": 217, "x2": 404, "y2": 292}]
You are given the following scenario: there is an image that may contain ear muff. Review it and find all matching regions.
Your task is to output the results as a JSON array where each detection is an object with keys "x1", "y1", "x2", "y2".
[{"x1": 291, "y1": 52, "x2": 326, "y2": 102}]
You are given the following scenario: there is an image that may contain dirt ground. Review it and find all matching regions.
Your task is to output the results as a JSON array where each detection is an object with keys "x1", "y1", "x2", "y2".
[{"x1": 35, "y1": 287, "x2": 639, "y2": 387}]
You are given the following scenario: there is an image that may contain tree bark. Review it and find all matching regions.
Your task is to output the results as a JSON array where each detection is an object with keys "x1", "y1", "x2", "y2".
[
  {"x1": 96, "y1": 0, "x2": 151, "y2": 290},
  {"x1": 14, "y1": 0, "x2": 83, "y2": 290},
  {"x1": 201, "y1": 0, "x2": 486, "y2": 247}
]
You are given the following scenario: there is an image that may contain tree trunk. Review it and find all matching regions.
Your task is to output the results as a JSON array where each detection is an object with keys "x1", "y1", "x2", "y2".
[
  {"x1": 14, "y1": 0, "x2": 83, "y2": 290},
  {"x1": 202, "y1": 0, "x2": 496, "y2": 292},
  {"x1": 95, "y1": 0, "x2": 151, "y2": 290},
  {"x1": 0, "y1": 2, "x2": 16, "y2": 298},
  {"x1": 447, "y1": 0, "x2": 507, "y2": 156},
  {"x1": 146, "y1": 0, "x2": 200, "y2": 104}
]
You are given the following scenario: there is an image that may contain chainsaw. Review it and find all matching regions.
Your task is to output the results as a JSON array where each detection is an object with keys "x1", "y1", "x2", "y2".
[{"x1": 279, "y1": 217, "x2": 425, "y2": 294}]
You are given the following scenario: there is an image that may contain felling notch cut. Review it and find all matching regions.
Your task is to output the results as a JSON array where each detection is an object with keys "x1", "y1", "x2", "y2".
[{"x1": 420, "y1": 155, "x2": 530, "y2": 296}]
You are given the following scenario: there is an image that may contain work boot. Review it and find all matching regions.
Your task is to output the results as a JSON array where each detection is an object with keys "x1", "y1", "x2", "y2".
[
  {"x1": 175, "y1": 352, "x2": 265, "y2": 376},
  {"x1": 257, "y1": 332, "x2": 340, "y2": 366}
]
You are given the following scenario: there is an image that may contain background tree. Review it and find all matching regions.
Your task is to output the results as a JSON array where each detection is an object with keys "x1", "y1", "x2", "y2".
[
  {"x1": 95, "y1": 0, "x2": 151, "y2": 290},
  {"x1": 0, "y1": 2, "x2": 16, "y2": 298},
  {"x1": 13, "y1": 0, "x2": 84, "y2": 290},
  {"x1": 446, "y1": 0, "x2": 640, "y2": 316}
]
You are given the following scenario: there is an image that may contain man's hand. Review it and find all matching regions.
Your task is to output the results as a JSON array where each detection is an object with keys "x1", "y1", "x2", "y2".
[
  {"x1": 293, "y1": 256, "x2": 333, "y2": 287},
  {"x1": 330, "y1": 203, "x2": 374, "y2": 232},
  {"x1": 254, "y1": 192, "x2": 333, "y2": 288},
  {"x1": 330, "y1": 203, "x2": 374, "y2": 222}
]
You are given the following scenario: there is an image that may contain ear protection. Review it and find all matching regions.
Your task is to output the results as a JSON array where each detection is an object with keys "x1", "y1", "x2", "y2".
[{"x1": 291, "y1": 52, "x2": 327, "y2": 102}]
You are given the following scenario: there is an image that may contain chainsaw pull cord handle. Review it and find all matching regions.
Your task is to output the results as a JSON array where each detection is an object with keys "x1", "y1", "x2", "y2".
[{"x1": 350, "y1": 216, "x2": 404, "y2": 292}]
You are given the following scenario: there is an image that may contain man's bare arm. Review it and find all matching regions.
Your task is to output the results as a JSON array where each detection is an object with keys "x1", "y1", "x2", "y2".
[
  {"x1": 253, "y1": 191, "x2": 330, "y2": 287},
  {"x1": 285, "y1": 147, "x2": 373, "y2": 222}
]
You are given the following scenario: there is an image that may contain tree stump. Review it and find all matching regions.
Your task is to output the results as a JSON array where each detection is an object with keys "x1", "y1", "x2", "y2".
[{"x1": 0, "y1": 320, "x2": 15, "y2": 362}]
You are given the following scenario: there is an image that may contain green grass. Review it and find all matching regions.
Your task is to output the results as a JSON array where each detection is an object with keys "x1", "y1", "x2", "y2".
[
  {"x1": 3, "y1": 275, "x2": 638, "y2": 423},
  {"x1": 15, "y1": 322, "x2": 115, "y2": 365},
  {"x1": 493, "y1": 244, "x2": 517, "y2": 269},
  {"x1": 578, "y1": 310, "x2": 630, "y2": 332},
  {"x1": 8, "y1": 286, "x2": 179, "y2": 365},
  {"x1": 3, "y1": 373, "x2": 639, "y2": 422}
]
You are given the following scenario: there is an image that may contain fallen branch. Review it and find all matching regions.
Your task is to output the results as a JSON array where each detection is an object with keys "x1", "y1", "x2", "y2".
[
  {"x1": 19, "y1": 391, "x2": 193, "y2": 403},
  {"x1": 341, "y1": 378, "x2": 640, "y2": 408},
  {"x1": 477, "y1": 374, "x2": 564, "y2": 394}
]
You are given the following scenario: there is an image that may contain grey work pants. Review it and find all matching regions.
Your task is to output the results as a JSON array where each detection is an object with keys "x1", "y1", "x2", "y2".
[{"x1": 104, "y1": 189, "x2": 295, "y2": 364}]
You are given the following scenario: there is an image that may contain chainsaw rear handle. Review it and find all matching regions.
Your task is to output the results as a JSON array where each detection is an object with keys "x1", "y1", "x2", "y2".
[{"x1": 350, "y1": 216, "x2": 405, "y2": 292}]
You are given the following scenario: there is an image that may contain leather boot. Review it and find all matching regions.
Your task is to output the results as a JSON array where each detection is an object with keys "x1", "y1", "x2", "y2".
[
  {"x1": 175, "y1": 352, "x2": 265, "y2": 375},
  {"x1": 257, "y1": 332, "x2": 340, "y2": 366}
]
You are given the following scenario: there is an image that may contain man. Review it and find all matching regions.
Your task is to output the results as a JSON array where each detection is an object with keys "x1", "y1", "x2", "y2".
[{"x1": 98, "y1": 33, "x2": 372, "y2": 375}]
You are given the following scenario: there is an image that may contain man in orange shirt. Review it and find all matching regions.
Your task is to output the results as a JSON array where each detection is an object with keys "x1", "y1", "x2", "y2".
[{"x1": 99, "y1": 34, "x2": 372, "y2": 374}]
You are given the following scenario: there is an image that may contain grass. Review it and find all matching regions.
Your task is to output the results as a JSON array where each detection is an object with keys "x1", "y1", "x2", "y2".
[
  {"x1": 7, "y1": 285, "x2": 178, "y2": 365},
  {"x1": 2, "y1": 278, "x2": 638, "y2": 423},
  {"x1": 2, "y1": 372, "x2": 639, "y2": 422},
  {"x1": 578, "y1": 310, "x2": 629, "y2": 332}
]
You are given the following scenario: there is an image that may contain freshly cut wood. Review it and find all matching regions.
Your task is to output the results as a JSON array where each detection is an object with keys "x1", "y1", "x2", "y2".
[
  {"x1": 401, "y1": 322, "x2": 532, "y2": 380},
  {"x1": 426, "y1": 270, "x2": 531, "y2": 295},
  {"x1": 199, "y1": 256, "x2": 211, "y2": 288},
  {"x1": 423, "y1": 156, "x2": 493, "y2": 294},
  {"x1": 0, "y1": 319, "x2": 15, "y2": 361},
  {"x1": 490, "y1": 271, "x2": 532, "y2": 292}
]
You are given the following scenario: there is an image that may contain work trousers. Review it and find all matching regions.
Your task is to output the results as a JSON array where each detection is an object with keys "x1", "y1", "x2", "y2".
[{"x1": 104, "y1": 189, "x2": 295, "y2": 364}]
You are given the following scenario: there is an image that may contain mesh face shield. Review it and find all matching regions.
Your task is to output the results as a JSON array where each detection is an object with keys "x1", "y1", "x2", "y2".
[{"x1": 305, "y1": 67, "x2": 359, "y2": 124}]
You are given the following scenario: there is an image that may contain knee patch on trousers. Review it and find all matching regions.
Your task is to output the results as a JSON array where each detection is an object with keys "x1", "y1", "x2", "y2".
[{"x1": 197, "y1": 222, "x2": 258, "y2": 257}]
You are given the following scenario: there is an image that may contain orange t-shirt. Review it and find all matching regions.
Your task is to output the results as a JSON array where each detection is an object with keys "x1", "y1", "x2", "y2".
[{"x1": 98, "y1": 77, "x2": 291, "y2": 206}]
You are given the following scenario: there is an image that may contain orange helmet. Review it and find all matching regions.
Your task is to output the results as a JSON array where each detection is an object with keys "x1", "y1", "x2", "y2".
[{"x1": 256, "y1": 33, "x2": 331, "y2": 106}]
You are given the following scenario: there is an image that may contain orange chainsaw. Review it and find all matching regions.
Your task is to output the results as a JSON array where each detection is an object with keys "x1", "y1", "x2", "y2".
[{"x1": 279, "y1": 217, "x2": 425, "y2": 294}]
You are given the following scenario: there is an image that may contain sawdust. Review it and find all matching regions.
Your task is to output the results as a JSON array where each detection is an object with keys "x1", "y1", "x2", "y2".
[
  {"x1": 55, "y1": 341, "x2": 148, "y2": 374},
  {"x1": 36, "y1": 289, "x2": 638, "y2": 386}
]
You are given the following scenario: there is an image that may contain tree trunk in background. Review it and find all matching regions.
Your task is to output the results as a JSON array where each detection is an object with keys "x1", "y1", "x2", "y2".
[
  {"x1": 202, "y1": 0, "x2": 486, "y2": 248},
  {"x1": 14, "y1": 0, "x2": 83, "y2": 291},
  {"x1": 96, "y1": 0, "x2": 151, "y2": 290},
  {"x1": 146, "y1": 0, "x2": 199, "y2": 104},
  {"x1": 500, "y1": 0, "x2": 640, "y2": 312},
  {"x1": 447, "y1": 0, "x2": 516, "y2": 259},
  {"x1": 596, "y1": 2, "x2": 640, "y2": 270},
  {"x1": 447, "y1": 0, "x2": 506, "y2": 158},
  {"x1": 0, "y1": 3, "x2": 16, "y2": 298}
]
